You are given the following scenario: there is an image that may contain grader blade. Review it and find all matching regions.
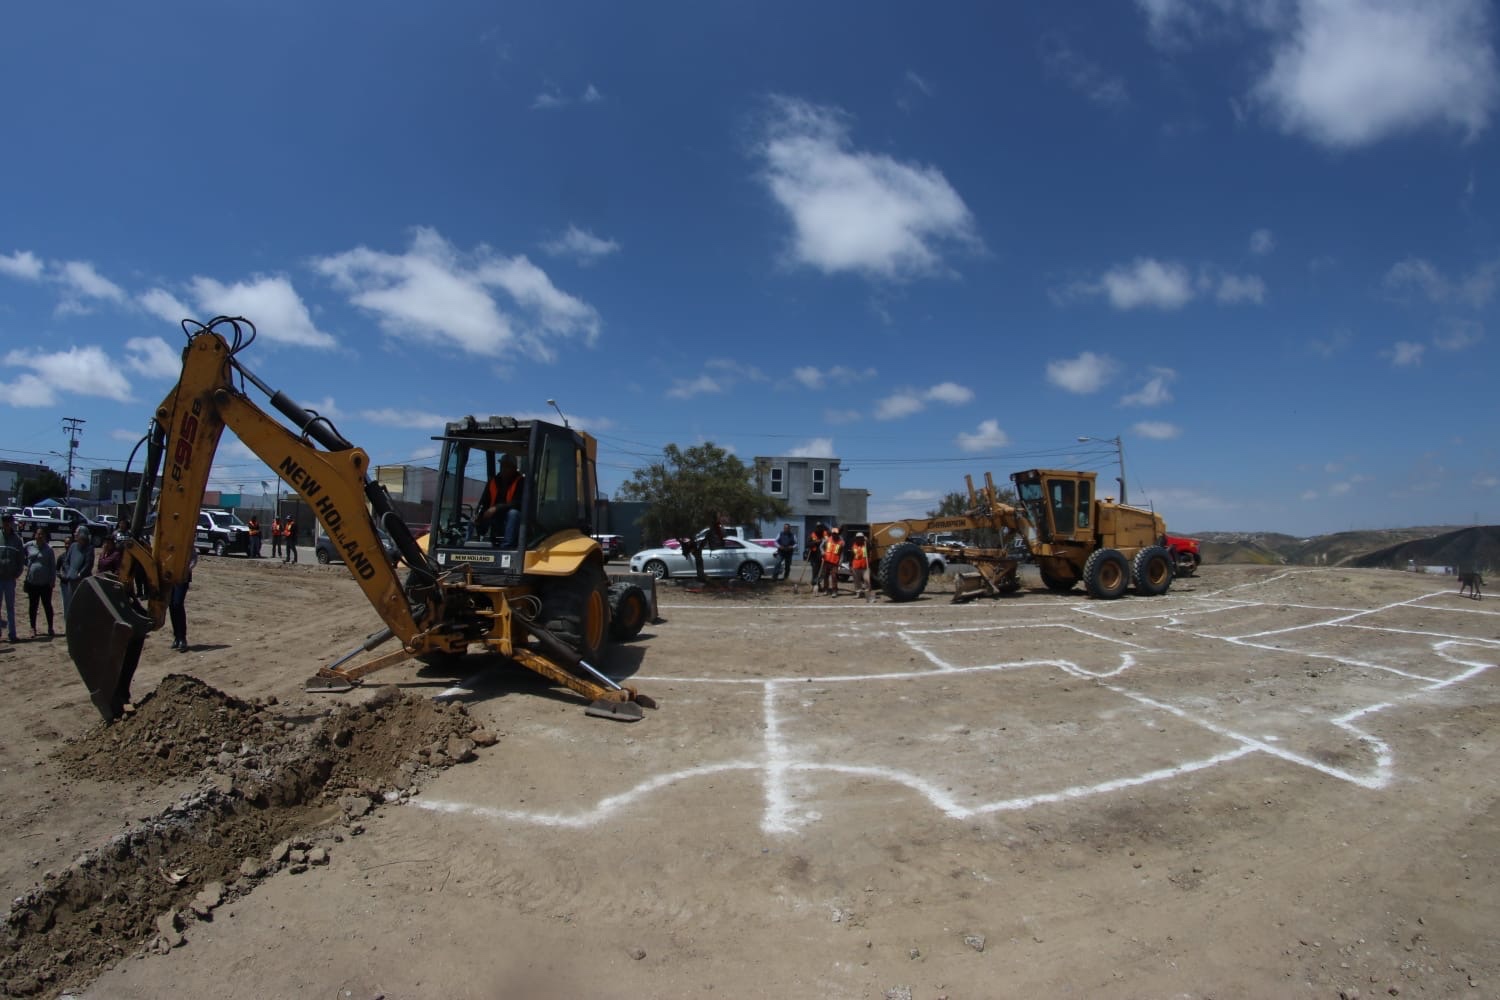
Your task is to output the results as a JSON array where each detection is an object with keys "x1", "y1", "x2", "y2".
[{"x1": 67, "y1": 575, "x2": 152, "y2": 722}]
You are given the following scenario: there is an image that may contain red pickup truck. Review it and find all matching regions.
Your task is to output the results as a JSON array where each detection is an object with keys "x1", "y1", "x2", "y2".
[{"x1": 1165, "y1": 534, "x2": 1201, "y2": 576}]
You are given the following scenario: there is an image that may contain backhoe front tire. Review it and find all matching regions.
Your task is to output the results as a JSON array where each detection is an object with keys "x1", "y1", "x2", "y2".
[
  {"x1": 1083, "y1": 548, "x2": 1130, "y2": 600},
  {"x1": 538, "y1": 561, "x2": 611, "y2": 664},
  {"x1": 1132, "y1": 546, "x2": 1174, "y2": 596},
  {"x1": 879, "y1": 542, "x2": 930, "y2": 602}
]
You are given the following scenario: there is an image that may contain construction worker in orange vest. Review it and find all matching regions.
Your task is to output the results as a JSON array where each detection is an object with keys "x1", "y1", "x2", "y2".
[
  {"x1": 270, "y1": 516, "x2": 282, "y2": 558},
  {"x1": 850, "y1": 532, "x2": 871, "y2": 602},
  {"x1": 822, "y1": 525, "x2": 843, "y2": 596},
  {"x1": 281, "y1": 516, "x2": 298, "y2": 563}
]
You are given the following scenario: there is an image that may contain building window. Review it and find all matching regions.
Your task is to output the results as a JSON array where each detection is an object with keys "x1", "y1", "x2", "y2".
[
  {"x1": 770, "y1": 467, "x2": 784, "y2": 496},
  {"x1": 811, "y1": 467, "x2": 826, "y2": 497}
]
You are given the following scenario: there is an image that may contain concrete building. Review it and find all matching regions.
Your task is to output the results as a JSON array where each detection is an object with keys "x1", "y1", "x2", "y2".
[{"x1": 751, "y1": 454, "x2": 869, "y2": 538}]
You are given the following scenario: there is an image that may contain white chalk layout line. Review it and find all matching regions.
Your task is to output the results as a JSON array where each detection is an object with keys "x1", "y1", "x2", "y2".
[{"x1": 412, "y1": 579, "x2": 1494, "y2": 834}]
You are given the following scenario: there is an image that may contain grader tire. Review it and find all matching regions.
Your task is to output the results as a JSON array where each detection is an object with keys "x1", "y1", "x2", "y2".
[
  {"x1": 1083, "y1": 548, "x2": 1130, "y2": 600},
  {"x1": 1132, "y1": 545, "x2": 1174, "y2": 596},
  {"x1": 1038, "y1": 562, "x2": 1079, "y2": 594},
  {"x1": 879, "y1": 542, "x2": 930, "y2": 603}
]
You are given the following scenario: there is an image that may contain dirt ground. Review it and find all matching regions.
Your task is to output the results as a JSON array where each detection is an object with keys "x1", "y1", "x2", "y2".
[{"x1": 1, "y1": 554, "x2": 1497, "y2": 999}]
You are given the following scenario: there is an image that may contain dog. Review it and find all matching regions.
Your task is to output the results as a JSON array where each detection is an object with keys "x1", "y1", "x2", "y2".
[{"x1": 1458, "y1": 571, "x2": 1484, "y2": 599}]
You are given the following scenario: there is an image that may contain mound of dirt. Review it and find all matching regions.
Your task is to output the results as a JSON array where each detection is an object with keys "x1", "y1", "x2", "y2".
[
  {"x1": 3, "y1": 676, "x2": 496, "y2": 999},
  {"x1": 1351, "y1": 525, "x2": 1500, "y2": 572}
]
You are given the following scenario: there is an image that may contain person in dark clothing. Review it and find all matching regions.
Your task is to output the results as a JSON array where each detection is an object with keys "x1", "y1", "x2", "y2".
[
  {"x1": 0, "y1": 513, "x2": 23, "y2": 643},
  {"x1": 170, "y1": 549, "x2": 198, "y2": 651},
  {"x1": 775, "y1": 523, "x2": 798, "y2": 582},
  {"x1": 806, "y1": 523, "x2": 828, "y2": 593}
]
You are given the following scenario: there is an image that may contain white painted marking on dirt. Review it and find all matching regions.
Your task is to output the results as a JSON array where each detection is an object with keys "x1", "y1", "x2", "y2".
[{"x1": 413, "y1": 571, "x2": 1496, "y2": 835}]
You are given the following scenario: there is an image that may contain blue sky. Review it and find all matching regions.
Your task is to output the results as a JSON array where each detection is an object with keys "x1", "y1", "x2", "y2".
[{"x1": 2, "y1": 0, "x2": 1497, "y2": 537}]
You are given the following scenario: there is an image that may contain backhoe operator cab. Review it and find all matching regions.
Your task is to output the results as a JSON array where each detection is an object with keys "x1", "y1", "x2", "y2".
[
  {"x1": 427, "y1": 415, "x2": 598, "y2": 584},
  {"x1": 1012, "y1": 468, "x2": 1174, "y2": 599}
]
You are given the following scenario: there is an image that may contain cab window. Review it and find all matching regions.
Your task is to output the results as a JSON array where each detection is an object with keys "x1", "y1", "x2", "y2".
[
  {"x1": 1049, "y1": 479, "x2": 1075, "y2": 534},
  {"x1": 1077, "y1": 479, "x2": 1091, "y2": 529}
]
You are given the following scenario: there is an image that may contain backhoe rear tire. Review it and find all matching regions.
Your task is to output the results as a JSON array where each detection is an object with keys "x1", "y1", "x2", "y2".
[
  {"x1": 1083, "y1": 548, "x2": 1130, "y2": 600},
  {"x1": 538, "y1": 561, "x2": 611, "y2": 663},
  {"x1": 1132, "y1": 545, "x2": 1174, "y2": 596},
  {"x1": 608, "y1": 582, "x2": 649, "y2": 641},
  {"x1": 879, "y1": 542, "x2": 930, "y2": 602}
]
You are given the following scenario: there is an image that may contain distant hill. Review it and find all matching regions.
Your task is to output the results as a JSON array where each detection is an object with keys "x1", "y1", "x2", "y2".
[
  {"x1": 1349, "y1": 525, "x2": 1500, "y2": 572},
  {"x1": 1190, "y1": 526, "x2": 1493, "y2": 569}
]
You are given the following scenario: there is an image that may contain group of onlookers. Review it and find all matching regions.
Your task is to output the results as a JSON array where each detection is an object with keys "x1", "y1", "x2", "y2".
[{"x1": 0, "y1": 512, "x2": 191, "y2": 648}]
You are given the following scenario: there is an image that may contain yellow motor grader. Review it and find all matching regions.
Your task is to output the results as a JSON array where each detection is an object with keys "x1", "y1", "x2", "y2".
[
  {"x1": 67, "y1": 317, "x2": 656, "y2": 723},
  {"x1": 847, "y1": 469, "x2": 1177, "y2": 603}
]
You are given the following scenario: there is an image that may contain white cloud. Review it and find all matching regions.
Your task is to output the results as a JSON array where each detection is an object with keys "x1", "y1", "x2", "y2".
[
  {"x1": 1432, "y1": 319, "x2": 1483, "y2": 352},
  {"x1": 3, "y1": 346, "x2": 133, "y2": 404},
  {"x1": 1384, "y1": 340, "x2": 1425, "y2": 366},
  {"x1": 138, "y1": 287, "x2": 193, "y2": 325},
  {"x1": 793, "y1": 364, "x2": 877, "y2": 390},
  {"x1": 0, "y1": 373, "x2": 56, "y2": 407},
  {"x1": 582, "y1": 84, "x2": 602, "y2": 103},
  {"x1": 824, "y1": 407, "x2": 863, "y2": 424},
  {"x1": 0, "y1": 250, "x2": 44, "y2": 281},
  {"x1": 123, "y1": 336, "x2": 181, "y2": 378},
  {"x1": 188, "y1": 274, "x2": 336, "y2": 349},
  {"x1": 315, "y1": 227, "x2": 598, "y2": 360},
  {"x1": 1101, "y1": 258, "x2": 1195, "y2": 310},
  {"x1": 757, "y1": 96, "x2": 980, "y2": 280},
  {"x1": 1040, "y1": 35, "x2": 1129, "y2": 108},
  {"x1": 665, "y1": 374, "x2": 722, "y2": 399},
  {"x1": 925, "y1": 381, "x2": 973, "y2": 405},
  {"x1": 1121, "y1": 367, "x2": 1176, "y2": 407},
  {"x1": 956, "y1": 419, "x2": 1010, "y2": 452},
  {"x1": 1251, "y1": 0, "x2": 1500, "y2": 148},
  {"x1": 1132, "y1": 420, "x2": 1181, "y2": 440},
  {"x1": 531, "y1": 91, "x2": 566, "y2": 111},
  {"x1": 893, "y1": 488, "x2": 938, "y2": 503},
  {"x1": 542, "y1": 225, "x2": 620, "y2": 264},
  {"x1": 788, "y1": 437, "x2": 835, "y2": 458},
  {"x1": 1249, "y1": 228, "x2": 1276, "y2": 255},
  {"x1": 1384, "y1": 256, "x2": 1500, "y2": 308},
  {"x1": 1214, "y1": 272, "x2": 1267, "y2": 304},
  {"x1": 875, "y1": 391, "x2": 924, "y2": 420},
  {"x1": 52, "y1": 260, "x2": 127, "y2": 316},
  {"x1": 872, "y1": 381, "x2": 971, "y2": 420},
  {"x1": 1047, "y1": 351, "x2": 1119, "y2": 394},
  {"x1": 358, "y1": 407, "x2": 451, "y2": 429}
]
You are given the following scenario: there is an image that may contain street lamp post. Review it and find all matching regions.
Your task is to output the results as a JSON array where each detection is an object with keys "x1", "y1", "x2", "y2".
[
  {"x1": 546, "y1": 398, "x2": 570, "y2": 428},
  {"x1": 1077, "y1": 435, "x2": 1127, "y2": 503}
]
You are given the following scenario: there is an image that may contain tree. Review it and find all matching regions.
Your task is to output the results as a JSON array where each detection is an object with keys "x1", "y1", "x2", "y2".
[
  {"x1": 17, "y1": 470, "x2": 70, "y2": 507},
  {"x1": 618, "y1": 442, "x2": 789, "y2": 547}
]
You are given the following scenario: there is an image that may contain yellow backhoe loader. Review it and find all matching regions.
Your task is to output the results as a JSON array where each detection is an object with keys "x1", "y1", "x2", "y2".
[
  {"x1": 67, "y1": 317, "x2": 656, "y2": 723},
  {"x1": 847, "y1": 469, "x2": 1177, "y2": 603}
]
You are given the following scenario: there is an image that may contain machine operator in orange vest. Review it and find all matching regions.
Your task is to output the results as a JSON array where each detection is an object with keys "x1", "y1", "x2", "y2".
[{"x1": 475, "y1": 452, "x2": 524, "y2": 548}]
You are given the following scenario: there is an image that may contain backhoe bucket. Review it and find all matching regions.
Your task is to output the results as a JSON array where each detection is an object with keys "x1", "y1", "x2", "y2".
[{"x1": 67, "y1": 575, "x2": 152, "y2": 722}]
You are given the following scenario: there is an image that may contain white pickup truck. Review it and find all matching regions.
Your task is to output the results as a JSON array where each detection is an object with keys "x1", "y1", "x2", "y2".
[{"x1": 15, "y1": 505, "x2": 112, "y2": 544}]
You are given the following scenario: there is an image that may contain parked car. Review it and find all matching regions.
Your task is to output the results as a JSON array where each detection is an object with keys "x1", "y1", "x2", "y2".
[
  {"x1": 16, "y1": 504, "x2": 111, "y2": 544},
  {"x1": 198, "y1": 509, "x2": 253, "y2": 556},
  {"x1": 630, "y1": 537, "x2": 782, "y2": 582},
  {"x1": 315, "y1": 523, "x2": 398, "y2": 565},
  {"x1": 593, "y1": 533, "x2": 626, "y2": 562}
]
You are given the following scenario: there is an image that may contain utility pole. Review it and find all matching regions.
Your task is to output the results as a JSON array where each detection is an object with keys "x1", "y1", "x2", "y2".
[{"x1": 62, "y1": 417, "x2": 86, "y2": 499}]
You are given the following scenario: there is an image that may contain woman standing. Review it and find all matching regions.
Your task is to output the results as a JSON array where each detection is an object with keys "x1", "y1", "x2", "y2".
[
  {"x1": 58, "y1": 527, "x2": 95, "y2": 616},
  {"x1": 24, "y1": 527, "x2": 57, "y2": 638}
]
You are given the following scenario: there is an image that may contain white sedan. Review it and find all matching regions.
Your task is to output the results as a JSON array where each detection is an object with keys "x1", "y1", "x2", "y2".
[{"x1": 630, "y1": 538, "x2": 783, "y2": 583}]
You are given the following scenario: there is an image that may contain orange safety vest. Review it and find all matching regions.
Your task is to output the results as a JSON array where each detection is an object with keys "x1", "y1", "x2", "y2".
[
  {"x1": 851, "y1": 543, "x2": 867, "y2": 570},
  {"x1": 484, "y1": 473, "x2": 522, "y2": 508},
  {"x1": 823, "y1": 535, "x2": 843, "y2": 565},
  {"x1": 271, "y1": 519, "x2": 281, "y2": 537}
]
